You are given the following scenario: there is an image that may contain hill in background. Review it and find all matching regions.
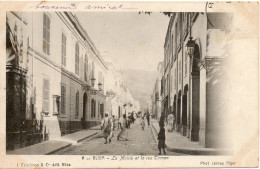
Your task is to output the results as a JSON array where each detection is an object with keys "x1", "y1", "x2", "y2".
[{"x1": 121, "y1": 69, "x2": 157, "y2": 111}]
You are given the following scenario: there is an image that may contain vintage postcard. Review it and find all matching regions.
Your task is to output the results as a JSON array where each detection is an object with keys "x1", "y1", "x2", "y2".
[{"x1": 0, "y1": 1, "x2": 258, "y2": 168}]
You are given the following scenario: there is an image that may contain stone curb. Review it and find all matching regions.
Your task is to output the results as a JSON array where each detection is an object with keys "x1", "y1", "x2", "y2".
[
  {"x1": 7, "y1": 141, "x2": 72, "y2": 155},
  {"x1": 150, "y1": 123, "x2": 233, "y2": 155},
  {"x1": 45, "y1": 143, "x2": 72, "y2": 155},
  {"x1": 58, "y1": 132, "x2": 99, "y2": 145}
]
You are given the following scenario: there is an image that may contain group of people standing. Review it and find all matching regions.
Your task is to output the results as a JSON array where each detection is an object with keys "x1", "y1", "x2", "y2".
[
  {"x1": 101, "y1": 112, "x2": 136, "y2": 144},
  {"x1": 140, "y1": 112, "x2": 150, "y2": 130},
  {"x1": 100, "y1": 111, "x2": 172, "y2": 155}
]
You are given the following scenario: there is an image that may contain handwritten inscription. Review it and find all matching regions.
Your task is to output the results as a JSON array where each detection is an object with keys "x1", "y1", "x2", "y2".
[
  {"x1": 30, "y1": 2, "x2": 137, "y2": 10},
  {"x1": 85, "y1": 4, "x2": 136, "y2": 10},
  {"x1": 31, "y1": 2, "x2": 77, "y2": 10}
]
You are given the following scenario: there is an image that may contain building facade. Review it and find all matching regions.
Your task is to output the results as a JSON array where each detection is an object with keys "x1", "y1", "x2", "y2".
[
  {"x1": 151, "y1": 62, "x2": 163, "y2": 121},
  {"x1": 161, "y1": 12, "x2": 232, "y2": 148},
  {"x1": 103, "y1": 55, "x2": 138, "y2": 119},
  {"x1": 6, "y1": 12, "x2": 109, "y2": 150}
]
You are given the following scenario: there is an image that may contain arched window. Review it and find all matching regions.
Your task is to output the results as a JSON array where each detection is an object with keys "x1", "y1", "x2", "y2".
[
  {"x1": 92, "y1": 61, "x2": 95, "y2": 78},
  {"x1": 75, "y1": 91, "x2": 79, "y2": 117},
  {"x1": 100, "y1": 103, "x2": 104, "y2": 118},
  {"x1": 84, "y1": 53, "x2": 88, "y2": 81},
  {"x1": 75, "y1": 43, "x2": 79, "y2": 75},
  {"x1": 43, "y1": 13, "x2": 50, "y2": 55},
  {"x1": 88, "y1": 63, "x2": 92, "y2": 81},
  {"x1": 91, "y1": 99, "x2": 96, "y2": 118}
]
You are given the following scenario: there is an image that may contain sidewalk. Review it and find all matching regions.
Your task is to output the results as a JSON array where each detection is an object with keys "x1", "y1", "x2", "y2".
[
  {"x1": 151, "y1": 120, "x2": 232, "y2": 155},
  {"x1": 57, "y1": 129, "x2": 99, "y2": 145},
  {"x1": 7, "y1": 126, "x2": 101, "y2": 155}
]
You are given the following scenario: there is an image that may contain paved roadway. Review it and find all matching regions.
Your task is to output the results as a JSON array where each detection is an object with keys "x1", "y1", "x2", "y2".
[{"x1": 53, "y1": 118, "x2": 184, "y2": 155}]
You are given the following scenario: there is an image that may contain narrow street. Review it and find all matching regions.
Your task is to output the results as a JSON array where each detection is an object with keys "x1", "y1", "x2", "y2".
[{"x1": 54, "y1": 119, "x2": 183, "y2": 155}]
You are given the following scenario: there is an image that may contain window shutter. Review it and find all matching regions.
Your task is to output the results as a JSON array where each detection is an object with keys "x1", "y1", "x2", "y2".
[
  {"x1": 61, "y1": 85, "x2": 66, "y2": 114},
  {"x1": 43, "y1": 78, "x2": 50, "y2": 112}
]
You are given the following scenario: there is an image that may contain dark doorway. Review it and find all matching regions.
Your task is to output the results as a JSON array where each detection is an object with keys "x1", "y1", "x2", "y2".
[
  {"x1": 82, "y1": 93, "x2": 87, "y2": 128},
  {"x1": 173, "y1": 95, "x2": 176, "y2": 130},
  {"x1": 177, "y1": 91, "x2": 182, "y2": 131},
  {"x1": 182, "y1": 85, "x2": 188, "y2": 136},
  {"x1": 189, "y1": 43, "x2": 200, "y2": 141}
]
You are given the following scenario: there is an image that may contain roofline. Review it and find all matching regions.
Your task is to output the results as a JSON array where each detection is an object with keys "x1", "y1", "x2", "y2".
[
  {"x1": 164, "y1": 13, "x2": 177, "y2": 48},
  {"x1": 64, "y1": 12, "x2": 108, "y2": 70}
]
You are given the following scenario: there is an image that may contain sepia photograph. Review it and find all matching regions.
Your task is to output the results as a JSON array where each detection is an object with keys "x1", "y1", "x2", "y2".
[{"x1": 0, "y1": 1, "x2": 259, "y2": 168}]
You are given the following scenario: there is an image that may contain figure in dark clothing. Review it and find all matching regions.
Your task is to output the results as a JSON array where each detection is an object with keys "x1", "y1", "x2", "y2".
[
  {"x1": 130, "y1": 112, "x2": 135, "y2": 124},
  {"x1": 157, "y1": 121, "x2": 166, "y2": 155},
  {"x1": 146, "y1": 112, "x2": 150, "y2": 126}
]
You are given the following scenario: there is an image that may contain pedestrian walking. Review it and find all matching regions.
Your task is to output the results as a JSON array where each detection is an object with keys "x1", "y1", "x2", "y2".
[
  {"x1": 126, "y1": 115, "x2": 131, "y2": 129},
  {"x1": 130, "y1": 112, "x2": 135, "y2": 124},
  {"x1": 101, "y1": 113, "x2": 112, "y2": 144},
  {"x1": 167, "y1": 113, "x2": 174, "y2": 132},
  {"x1": 146, "y1": 112, "x2": 150, "y2": 126},
  {"x1": 117, "y1": 114, "x2": 128, "y2": 141},
  {"x1": 109, "y1": 115, "x2": 115, "y2": 139},
  {"x1": 157, "y1": 121, "x2": 166, "y2": 155},
  {"x1": 141, "y1": 116, "x2": 145, "y2": 130},
  {"x1": 172, "y1": 114, "x2": 176, "y2": 130},
  {"x1": 111, "y1": 115, "x2": 116, "y2": 131}
]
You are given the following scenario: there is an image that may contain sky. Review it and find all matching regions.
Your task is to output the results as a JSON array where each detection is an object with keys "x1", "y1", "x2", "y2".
[{"x1": 76, "y1": 12, "x2": 170, "y2": 72}]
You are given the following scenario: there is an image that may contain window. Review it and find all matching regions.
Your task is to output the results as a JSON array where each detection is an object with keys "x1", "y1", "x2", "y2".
[
  {"x1": 102, "y1": 76, "x2": 104, "y2": 91},
  {"x1": 91, "y1": 99, "x2": 96, "y2": 118},
  {"x1": 84, "y1": 53, "x2": 88, "y2": 81},
  {"x1": 185, "y1": 52, "x2": 188, "y2": 76},
  {"x1": 161, "y1": 78, "x2": 163, "y2": 95},
  {"x1": 177, "y1": 14, "x2": 182, "y2": 50},
  {"x1": 174, "y1": 69, "x2": 177, "y2": 89},
  {"x1": 42, "y1": 78, "x2": 50, "y2": 112},
  {"x1": 88, "y1": 63, "x2": 92, "y2": 81},
  {"x1": 170, "y1": 74, "x2": 172, "y2": 92},
  {"x1": 171, "y1": 34, "x2": 174, "y2": 61},
  {"x1": 168, "y1": 75, "x2": 170, "y2": 93},
  {"x1": 98, "y1": 71, "x2": 102, "y2": 85},
  {"x1": 91, "y1": 61, "x2": 95, "y2": 80},
  {"x1": 61, "y1": 33, "x2": 66, "y2": 66},
  {"x1": 100, "y1": 104, "x2": 104, "y2": 118},
  {"x1": 61, "y1": 85, "x2": 66, "y2": 114},
  {"x1": 179, "y1": 61, "x2": 182, "y2": 83},
  {"x1": 175, "y1": 23, "x2": 177, "y2": 52},
  {"x1": 182, "y1": 13, "x2": 189, "y2": 37},
  {"x1": 75, "y1": 91, "x2": 79, "y2": 117},
  {"x1": 75, "y1": 43, "x2": 79, "y2": 75},
  {"x1": 43, "y1": 13, "x2": 50, "y2": 55},
  {"x1": 166, "y1": 75, "x2": 168, "y2": 93},
  {"x1": 97, "y1": 103, "x2": 100, "y2": 118}
]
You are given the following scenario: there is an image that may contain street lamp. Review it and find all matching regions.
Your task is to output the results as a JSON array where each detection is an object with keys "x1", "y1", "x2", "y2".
[{"x1": 185, "y1": 37, "x2": 196, "y2": 56}]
